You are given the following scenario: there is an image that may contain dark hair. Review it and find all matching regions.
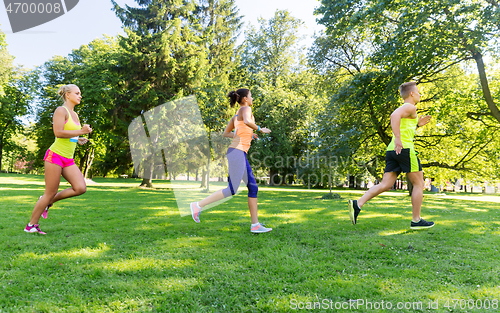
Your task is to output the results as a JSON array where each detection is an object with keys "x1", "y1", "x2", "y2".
[
  {"x1": 399, "y1": 82, "x2": 418, "y2": 99},
  {"x1": 227, "y1": 88, "x2": 250, "y2": 107}
]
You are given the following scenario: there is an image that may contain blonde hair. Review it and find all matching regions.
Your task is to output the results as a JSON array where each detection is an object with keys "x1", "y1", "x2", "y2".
[
  {"x1": 58, "y1": 84, "x2": 78, "y2": 101},
  {"x1": 399, "y1": 82, "x2": 418, "y2": 99}
]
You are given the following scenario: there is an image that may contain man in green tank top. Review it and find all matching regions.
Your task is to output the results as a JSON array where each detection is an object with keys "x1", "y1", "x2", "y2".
[{"x1": 348, "y1": 82, "x2": 435, "y2": 230}]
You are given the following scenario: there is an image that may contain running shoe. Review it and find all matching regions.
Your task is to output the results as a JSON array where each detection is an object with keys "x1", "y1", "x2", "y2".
[
  {"x1": 348, "y1": 200, "x2": 361, "y2": 225},
  {"x1": 39, "y1": 196, "x2": 52, "y2": 219},
  {"x1": 251, "y1": 223, "x2": 272, "y2": 233},
  {"x1": 24, "y1": 223, "x2": 46, "y2": 235},
  {"x1": 410, "y1": 219, "x2": 435, "y2": 230},
  {"x1": 190, "y1": 202, "x2": 201, "y2": 223}
]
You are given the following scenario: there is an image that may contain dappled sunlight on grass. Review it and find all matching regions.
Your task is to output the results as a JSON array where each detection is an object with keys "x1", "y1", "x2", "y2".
[
  {"x1": 358, "y1": 212, "x2": 405, "y2": 220},
  {"x1": 85, "y1": 187, "x2": 137, "y2": 193},
  {"x1": 153, "y1": 210, "x2": 179, "y2": 218},
  {"x1": 155, "y1": 277, "x2": 200, "y2": 293},
  {"x1": 135, "y1": 221, "x2": 174, "y2": 231},
  {"x1": 379, "y1": 229, "x2": 409, "y2": 236},
  {"x1": 18, "y1": 243, "x2": 110, "y2": 261},
  {"x1": 274, "y1": 208, "x2": 326, "y2": 224},
  {"x1": 3, "y1": 174, "x2": 500, "y2": 312},
  {"x1": 0, "y1": 195, "x2": 34, "y2": 204},
  {"x1": 95, "y1": 257, "x2": 194, "y2": 273},
  {"x1": 219, "y1": 225, "x2": 243, "y2": 232},
  {"x1": 0, "y1": 187, "x2": 45, "y2": 192},
  {"x1": 159, "y1": 236, "x2": 213, "y2": 249},
  {"x1": 429, "y1": 193, "x2": 500, "y2": 204},
  {"x1": 463, "y1": 207, "x2": 489, "y2": 213}
]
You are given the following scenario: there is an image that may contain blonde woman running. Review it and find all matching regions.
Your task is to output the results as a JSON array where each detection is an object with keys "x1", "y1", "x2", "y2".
[
  {"x1": 190, "y1": 88, "x2": 272, "y2": 233},
  {"x1": 25, "y1": 84, "x2": 92, "y2": 234}
]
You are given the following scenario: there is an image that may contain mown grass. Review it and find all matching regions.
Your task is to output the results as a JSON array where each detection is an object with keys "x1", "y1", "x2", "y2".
[{"x1": 1, "y1": 173, "x2": 500, "y2": 312}]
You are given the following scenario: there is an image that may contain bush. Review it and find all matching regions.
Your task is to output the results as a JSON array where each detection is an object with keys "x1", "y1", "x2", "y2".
[{"x1": 321, "y1": 192, "x2": 342, "y2": 199}]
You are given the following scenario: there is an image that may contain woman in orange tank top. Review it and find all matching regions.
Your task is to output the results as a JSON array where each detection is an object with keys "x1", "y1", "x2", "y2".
[{"x1": 190, "y1": 89, "x2": 273, "y2": 233}]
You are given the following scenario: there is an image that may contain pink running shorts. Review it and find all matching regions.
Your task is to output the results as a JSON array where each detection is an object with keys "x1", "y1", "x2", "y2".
[{"x1": 44, "y1": 149, "x2": 75, "y2": 168}]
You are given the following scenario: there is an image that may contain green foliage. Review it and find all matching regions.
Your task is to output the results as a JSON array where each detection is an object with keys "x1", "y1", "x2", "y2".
[
  {"x1": 109, "y1": 0, "x2": 210, "y2": 181},
  {"x1": 418, "y1": 67, "x2": 500, "y2": 183},
  {"x1": 321, "y1": 192, "x2": 341, "y2": 199},
  {"x1": 316, "y1": 0, "x2": 500, "y2": 120},
  {"x1": 312, "y1": 0, "x2": 500, "y2": 184},
  {"x1": 240, "y1": 10, "x2": 305, "y2": 85},
  {"x1": 0, "y1": 28, "x2": 14, "y2": 96},
  {"x1": 194, "y1": 0, "x2": 244, "y2": 132},
  {"x1": 237, "y1": 10, "x2": 327, "y2": 185},
  {"x1": 0, "y1": 68, "x2": 38, "y2": 172}
]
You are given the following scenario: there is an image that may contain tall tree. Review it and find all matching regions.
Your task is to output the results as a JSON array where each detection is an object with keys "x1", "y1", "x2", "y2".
[
  {"x1": 311, "y1": 0, "x2": 500, "y2": 184},
  {"x1": 0, "y1": 80, "x2": 35, "y2": 171},
  {"x1": 240, "y1": 10, "x2": 304, "y2": 86},
  {"x1": 316, "y1": 0, "x2": 500, "y2": 124},
  {"x1": 112, "y1": 0, "x2": 208, "y2": 187},
  {"x1": 0, "y1": 28, "x2": 14, "y2": 95},
  {"x1": 0, "y1": 31, "x2": 37, "y2": 171},
  {"x1": 238, "y1": 10, "x2": 326, "y2": 185},
  {"x1": 194, "y1": 0, "x2": 243, "y2": 188}
]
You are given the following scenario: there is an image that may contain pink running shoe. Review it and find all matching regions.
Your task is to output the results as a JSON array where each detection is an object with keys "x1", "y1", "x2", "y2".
[
  {"x1": 38, "y1": 196, "x2": 52, "y2": 219},
  {"x1": 190, "y1": 202, "x2": 201, "y2": 223},
  {"x1": 24, "y1": 223, "x2": 46, "y2": 235}
]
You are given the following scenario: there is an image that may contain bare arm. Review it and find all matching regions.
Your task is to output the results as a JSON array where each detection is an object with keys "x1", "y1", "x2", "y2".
[
  {"x1": 240, "y1": 106, "x2": 271, "y2": 133},
  {"x1": 241, "y1": 106, "x2": 259, "y2": 130},
  {"x1": 417, "y1": 115, "x2": 432, "y2": 128},
  {"x1": 223, "y1": 116, "x2": 236, "y2": 138},
  {"x1": 53, "y1": 107, "x2": 92, "y2": 138}
]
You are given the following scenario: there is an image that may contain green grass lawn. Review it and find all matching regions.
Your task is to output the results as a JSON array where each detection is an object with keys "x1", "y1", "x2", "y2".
[{"x1": 1, "y1": 173, "x2": 500, "y2": 312}]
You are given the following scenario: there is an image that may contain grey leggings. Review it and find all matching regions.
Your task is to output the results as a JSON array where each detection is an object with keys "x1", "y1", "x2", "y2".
[{"x1": 222, "y1": 148, "x2": 258, "y2": 198}]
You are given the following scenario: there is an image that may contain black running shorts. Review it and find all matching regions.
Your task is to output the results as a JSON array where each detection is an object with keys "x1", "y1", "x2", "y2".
[{"x1": 384, "y1": 148, "x2": 422, "y2": 174}]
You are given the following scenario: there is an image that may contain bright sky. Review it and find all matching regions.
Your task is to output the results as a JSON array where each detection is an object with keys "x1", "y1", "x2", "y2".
[{"x1": 0, "y1": 0, "x2": 324, "y2": 69}]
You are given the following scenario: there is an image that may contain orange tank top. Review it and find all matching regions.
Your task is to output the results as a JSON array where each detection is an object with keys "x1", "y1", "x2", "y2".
[{"x1": 228, "y1": 108, "x2": 254, "y2": 153}]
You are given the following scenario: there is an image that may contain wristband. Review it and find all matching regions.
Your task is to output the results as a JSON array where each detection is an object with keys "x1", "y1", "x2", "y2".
[{"x1": 257, "y1": 125, "x2": 261, "y2": 132}]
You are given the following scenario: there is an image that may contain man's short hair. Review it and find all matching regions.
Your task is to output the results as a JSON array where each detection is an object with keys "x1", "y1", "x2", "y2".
[{"x1": 399, "y1": 82, "x2": 417, "y2": 99}]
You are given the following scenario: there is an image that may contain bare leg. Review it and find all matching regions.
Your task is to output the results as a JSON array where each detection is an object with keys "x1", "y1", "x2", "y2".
[
  {"x1": 198, "y1": 190, "x2": 225, "y2": 208},
  {"x1": 406, "y1": 171, "x2": 424, "y2": 222},
  {"x1": 248, "y1": 197, "x2": 258, "y2": 224},
  {"x1": 50, "y1": 164, "x2": 86, "y2": 203},
  {"x1": 30, "y1": 161, "x2": 62, "y2": 225},
  {"x1": 358, "y1": 172, "x2": 398, "y2": 208}
]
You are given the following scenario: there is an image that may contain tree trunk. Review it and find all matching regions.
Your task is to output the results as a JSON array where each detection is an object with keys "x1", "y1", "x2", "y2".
[
  {"x1": 200, "y1": 169, "x2": 207, "y2": 188},
  {"x1": 84, "y1": 147, "x2": 95, "y2": 179},
  {"x1": 79, "y1": 149, "x2": 88, "y2": 172},
  {"x1": 140, "y1": 160, "x2": 154, "y2": 188},
  {"x1": 474, "y1": 51, "x2": 500, "y2": 123},
  {"x1": 329, "y1": 165, "x2": 332, "y2": 193},
  {"x1": 364, "y1": 156, "x2": 383, "y2": 182},
  {"x1": 269, "y1": 168, "x2": 278, "y2": 186},
  {"x1": 206, "y1": 157, "x2": 210, "y2": 192}
]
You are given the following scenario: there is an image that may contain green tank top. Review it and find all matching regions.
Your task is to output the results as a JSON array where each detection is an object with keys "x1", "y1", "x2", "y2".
[
  {"x1": 386, "y1": 104, "x2": 418, "y2": 151},
  {"x1": 49, "y1": 106, "x2": 82, "y2": 159}
]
